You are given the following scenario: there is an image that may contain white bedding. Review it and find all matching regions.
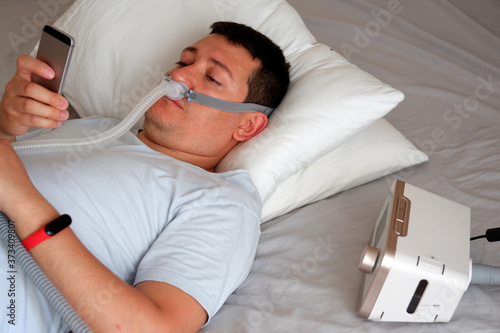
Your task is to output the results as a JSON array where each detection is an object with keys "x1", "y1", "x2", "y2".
[
  {"x1": 1, "y1": 0, "x2": 499, "y2": 332},
  {"x1": 201, "y1": 1, "x2": 500, "y2": 332}
]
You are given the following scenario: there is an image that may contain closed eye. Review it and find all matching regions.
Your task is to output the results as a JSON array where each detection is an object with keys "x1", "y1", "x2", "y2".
[
  {"x1": 207, "y1": 75, "x2": 221, "y2": 86},
  {"x1": 174, "y1": 61, "x2": 222, "y2": 86}
]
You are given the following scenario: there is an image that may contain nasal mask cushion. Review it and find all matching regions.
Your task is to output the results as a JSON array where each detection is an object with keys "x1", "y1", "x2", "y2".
[{"x1": 161, "y1": 73, "x2": 274, "y2": 117}]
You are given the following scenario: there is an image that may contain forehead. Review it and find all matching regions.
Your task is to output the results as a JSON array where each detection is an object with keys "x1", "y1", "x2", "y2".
[{"x1": 185, "y1": 34, "x2": 260, "y2": 78}]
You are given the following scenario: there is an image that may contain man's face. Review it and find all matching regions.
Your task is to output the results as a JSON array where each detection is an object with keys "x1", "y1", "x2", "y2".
[{"x1": 142, "y1": 34, "x2": 261, "y2": 160}]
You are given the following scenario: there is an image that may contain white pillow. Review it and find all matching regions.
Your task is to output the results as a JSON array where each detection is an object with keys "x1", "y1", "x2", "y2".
[
  {"x1": 50, "y1": 0, "x2": 411, "y2": 219},
  {"x1": 261, "y1": 118, "x2": 428, "y2": 222},
  {"x1": 216, "y1": 43, "x2": 403, "y2": 201}
]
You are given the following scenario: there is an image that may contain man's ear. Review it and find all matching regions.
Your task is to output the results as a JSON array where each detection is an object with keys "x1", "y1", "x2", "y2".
[{"x1": 233, "y1": 112, "x2": 268, "y2": 142}]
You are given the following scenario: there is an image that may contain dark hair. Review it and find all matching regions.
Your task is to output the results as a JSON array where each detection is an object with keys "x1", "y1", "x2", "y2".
[{"x1": 210, "y1": 21, "x2": 290, "y2": 113}]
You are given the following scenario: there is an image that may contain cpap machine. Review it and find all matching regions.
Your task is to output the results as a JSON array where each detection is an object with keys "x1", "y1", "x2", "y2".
[
  {"x1": 358, "y1": 179, "x2": 500, "y2": 322},
  {"x1": 2, "y1": 69, "x2": 498, "y2": 330}
]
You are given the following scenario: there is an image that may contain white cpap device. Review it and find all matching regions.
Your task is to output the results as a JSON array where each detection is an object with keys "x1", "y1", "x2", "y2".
[
  {"x1": 358, "y1": 179, "x2": 472, "y2": 322},
  {"x1": 2, "y1": 25, "x2": 498, "y2": 330}
]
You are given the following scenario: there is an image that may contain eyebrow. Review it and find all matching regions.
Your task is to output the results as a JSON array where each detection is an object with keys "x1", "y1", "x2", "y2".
[{"x1": 182, "y1": 46, "x2": 234, "y2": 80}]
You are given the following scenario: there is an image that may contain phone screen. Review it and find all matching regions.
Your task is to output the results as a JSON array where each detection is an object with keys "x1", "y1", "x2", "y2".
[{"x1": 32, "y1": 25, "x2": 74, "y2": 94}]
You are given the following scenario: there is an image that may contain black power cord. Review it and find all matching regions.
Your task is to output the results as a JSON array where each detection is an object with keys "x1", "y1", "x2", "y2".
[
  {"x1": 470, "y1": 227, "x2": 500, "y2": 242},
  {"x1": 469, "y1": 227, "x2": 500, "y2": 285}
]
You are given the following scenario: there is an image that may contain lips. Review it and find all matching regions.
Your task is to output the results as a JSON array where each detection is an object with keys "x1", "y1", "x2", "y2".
[{"x1": 168, "y1": 97, "x2": 184, "y2": 109}]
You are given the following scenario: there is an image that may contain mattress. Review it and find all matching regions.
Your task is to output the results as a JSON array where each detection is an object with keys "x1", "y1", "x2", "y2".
[
  {"x1": 201, "y1": 1, "x2": 500, "y2": 332},
  {"x1": 1, "y1": 0, "x2": 499, "y2": 332}
]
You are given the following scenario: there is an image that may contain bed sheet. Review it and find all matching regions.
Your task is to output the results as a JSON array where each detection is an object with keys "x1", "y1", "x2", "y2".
[
  {"x1": 201, "y1": 1, "x2": 500, "y2": 332},
  {"x1": 1, "y1": 0, "x2": 499, "y2": 332}
]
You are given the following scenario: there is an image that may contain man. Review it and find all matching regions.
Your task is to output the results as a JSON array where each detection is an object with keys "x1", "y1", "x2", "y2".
[{"x1": 0, "y1": 22, "x2": 290, "y2": 332}]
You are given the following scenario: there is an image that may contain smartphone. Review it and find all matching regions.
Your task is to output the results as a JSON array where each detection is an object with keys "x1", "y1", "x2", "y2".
[{"x1": 32, "y1": 25, "x2": 74, "y2": 94}]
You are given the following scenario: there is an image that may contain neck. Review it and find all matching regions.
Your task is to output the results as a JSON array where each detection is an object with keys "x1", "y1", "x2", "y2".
[{"x1": 136, "y1": 131, "x2": 222, "y2": 172}]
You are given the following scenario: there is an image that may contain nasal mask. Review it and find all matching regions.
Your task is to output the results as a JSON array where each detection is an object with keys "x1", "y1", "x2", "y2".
[{"x1": 11, "y1": 72, "x2": 274, "y2": 152}]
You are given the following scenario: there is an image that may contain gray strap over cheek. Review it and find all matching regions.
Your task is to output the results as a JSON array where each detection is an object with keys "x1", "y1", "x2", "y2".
[
  {"x1": 163, "y1": 73, "x2": 274, "y2": 116},
  {"x1": 185, "y1": 90, "x2": 274, "y2": 117}
]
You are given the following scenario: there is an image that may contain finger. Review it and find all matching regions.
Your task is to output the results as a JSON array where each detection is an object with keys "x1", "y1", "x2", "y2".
[
  {"x1": 17, "y1": 112, "x2": 63, "y2": 131},
  {"x1": 16, "y1": 54, "x2": 55, "y2": 82},
  {"x1": 8, "y1": 76, "x2": 69, "y2": 111},
  {"x1": 2, "y1": 93, "x2": 67, "y2": 134},
  {"x1": 10, "y1": 96, "x2": 68, "y2": 127},
  {"x1": 2, "y1": 110, "x2": 62, "y2": 136}
]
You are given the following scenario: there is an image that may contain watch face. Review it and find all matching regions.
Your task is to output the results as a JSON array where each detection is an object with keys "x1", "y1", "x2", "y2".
[
  {"x1": 45, "y1": 214, "x2": 72, "y2": 236},
  {"x1": 358, "y1": 180, "x2": 410, "y2": 318}
]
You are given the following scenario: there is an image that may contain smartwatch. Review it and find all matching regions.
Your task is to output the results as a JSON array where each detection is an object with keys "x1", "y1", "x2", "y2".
[{"x1": 22, "y1": 214, "x2": 72, "y2": 251}]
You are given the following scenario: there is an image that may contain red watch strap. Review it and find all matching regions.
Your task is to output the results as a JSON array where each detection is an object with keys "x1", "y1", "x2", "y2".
[
  {"x1": 21, "y1": 214, "x2": 72, "y2": 251},
  {"x1": 22, "y1": 227, "x2": 51, "y2": 251}
]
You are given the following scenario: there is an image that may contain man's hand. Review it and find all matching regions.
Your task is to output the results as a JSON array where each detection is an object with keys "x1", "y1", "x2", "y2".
[
  {"x1": 0, "y1": 55, "x2": 70, "y2": 141},
  {"x1": 0, "y1": 140, "x2": 207, "y2": 332}
]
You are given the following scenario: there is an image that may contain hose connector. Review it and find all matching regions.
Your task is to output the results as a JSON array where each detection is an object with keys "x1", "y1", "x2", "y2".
[{"x1": 161, "y1": 73, "x2": 189, "y2": 100}]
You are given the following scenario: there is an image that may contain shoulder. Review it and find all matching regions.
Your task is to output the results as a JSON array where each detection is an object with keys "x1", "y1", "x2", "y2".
[{"x1": 205, "y1": 169, "x2": 262, "y2": 219}]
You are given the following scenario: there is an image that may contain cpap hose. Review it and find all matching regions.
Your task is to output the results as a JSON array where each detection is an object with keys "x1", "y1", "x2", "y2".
[
  {"x1": 0, "y1": 211, "x2": 91, "y2": 333},
  {"x1": 2, "y1": 73, "x2": 187, "y2": 332},
  {"x1": 11, "y1": 73, "x2": 188, "y2": 152},
  {"x1": 470, "y1": 264, "x2": 500, "y2": 285},
  {"x1": 11, "y1": 72, "x2": 274, "y2": 153},
  {"x1": 2, "y1": 72, "x2": 274, "y2": 331}
]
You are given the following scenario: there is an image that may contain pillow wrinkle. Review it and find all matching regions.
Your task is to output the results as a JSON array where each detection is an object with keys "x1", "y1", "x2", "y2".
[{"x1": 46, "y1": 0, "x2": 423, "y2": 222}]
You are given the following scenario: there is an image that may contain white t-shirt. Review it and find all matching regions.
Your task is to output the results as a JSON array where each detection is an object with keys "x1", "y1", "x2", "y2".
[{"x1": 1, "y1": 117, "x2": 261, "y2": 333}]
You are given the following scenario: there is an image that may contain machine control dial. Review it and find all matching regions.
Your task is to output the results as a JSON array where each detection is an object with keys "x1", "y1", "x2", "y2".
[{"x1": 359, "y1": 244, "x2": 379, "y2": 274}]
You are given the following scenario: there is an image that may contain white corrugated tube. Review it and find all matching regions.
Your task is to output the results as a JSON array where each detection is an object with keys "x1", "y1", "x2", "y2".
[
  {"x1": 11, "y1": 73, "x2": 188, "y2": 152},
  {"x1": 1, "y1": 74, "x2": 189, "y2": 332}
]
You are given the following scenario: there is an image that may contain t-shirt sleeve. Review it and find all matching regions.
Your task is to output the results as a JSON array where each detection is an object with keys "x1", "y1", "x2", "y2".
[{"x1": 133, "y1": 201, "x2": 260, "y2": 322}]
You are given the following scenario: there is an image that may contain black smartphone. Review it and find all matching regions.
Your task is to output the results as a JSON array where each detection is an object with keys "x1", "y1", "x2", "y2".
[{"x1": 32, "y1": 25, "x2": 74, "y2": 94}]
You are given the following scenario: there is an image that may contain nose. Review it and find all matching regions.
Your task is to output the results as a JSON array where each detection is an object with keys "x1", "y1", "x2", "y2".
[{"x1": 169, "y1": 66, "x2": 194, "y2": 91}]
